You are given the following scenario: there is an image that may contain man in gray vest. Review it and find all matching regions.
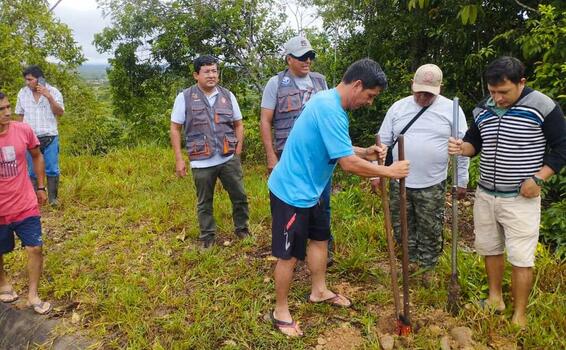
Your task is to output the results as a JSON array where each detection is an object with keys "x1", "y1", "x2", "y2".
[
  {"x1": 170, "y1": 55, "x2": 249, "y2": 249},
  {"x1": 260, "y1": 36, "x2": 334, "y2": 264}
]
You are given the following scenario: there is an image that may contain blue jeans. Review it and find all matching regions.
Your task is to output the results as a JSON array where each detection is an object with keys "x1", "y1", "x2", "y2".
[{"x1": 27, "y1": 136, "x2": 60, "y2": 178}]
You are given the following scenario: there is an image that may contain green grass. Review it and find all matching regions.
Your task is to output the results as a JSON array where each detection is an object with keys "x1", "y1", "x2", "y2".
[{"x1": 4, "y1": 146, "x2": 565, "y2": 349}]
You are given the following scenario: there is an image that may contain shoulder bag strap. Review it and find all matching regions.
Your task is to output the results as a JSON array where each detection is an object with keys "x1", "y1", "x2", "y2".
[{"x1": 390, "y1": 105, "x2": 430, "y2": 149}]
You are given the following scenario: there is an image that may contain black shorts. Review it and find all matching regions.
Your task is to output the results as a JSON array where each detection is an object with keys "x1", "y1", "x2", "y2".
[{"x1": 270, "y1": 191, "x2": 331, "y2": 260}]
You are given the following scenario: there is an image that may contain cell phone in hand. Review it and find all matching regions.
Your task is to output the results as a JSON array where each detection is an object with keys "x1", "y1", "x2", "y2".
[{"x1": 38, "y1": 77, "x2": 46, "y2": 86}]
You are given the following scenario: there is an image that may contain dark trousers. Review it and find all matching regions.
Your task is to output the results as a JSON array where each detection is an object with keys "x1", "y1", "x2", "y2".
[
  {"x1": 191, "y1": 156, "x2": 249, "y2": 240},
  {"x1": 276, "y1": 150, "x2": 333, "y2": 246}
]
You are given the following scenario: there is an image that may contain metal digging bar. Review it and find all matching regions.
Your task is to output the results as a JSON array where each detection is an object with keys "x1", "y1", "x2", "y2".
[
  {"x1": 397, "y1": 135, "x2": 412, "y2": 335},
  {"x1": 375, "y1": 135, "x2": 402, "y2": 334},
  {"x1": 447, "y1": 97, "x2": 461, "y2": 315}
]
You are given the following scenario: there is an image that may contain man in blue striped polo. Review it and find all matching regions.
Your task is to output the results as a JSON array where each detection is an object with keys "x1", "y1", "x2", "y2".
[{"x1": 448, "y1": 56, "x2": 566, "y2": 328}]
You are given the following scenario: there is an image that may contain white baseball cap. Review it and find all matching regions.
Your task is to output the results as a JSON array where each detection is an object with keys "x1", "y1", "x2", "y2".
[
  {"x1": 283, "y1": 36, "x2": 314, "y2": 57},
  {"x1": 412, "y1": 64, "x2": 443, "y2": 95}
]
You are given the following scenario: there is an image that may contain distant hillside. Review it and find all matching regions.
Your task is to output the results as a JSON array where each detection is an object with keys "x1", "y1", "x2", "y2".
[{"x1": 77, "y1": 64, "x2": 108, "y2": 81}]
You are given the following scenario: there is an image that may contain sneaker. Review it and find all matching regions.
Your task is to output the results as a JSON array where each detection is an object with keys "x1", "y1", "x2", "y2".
[{"x1": 235, "y1": 227, "x2": 250, "y2": 239}]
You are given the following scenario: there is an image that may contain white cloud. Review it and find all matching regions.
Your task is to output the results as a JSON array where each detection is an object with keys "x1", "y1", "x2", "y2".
[{"x1": 48, "y1": 0, "x2": 112, "y2": 64}]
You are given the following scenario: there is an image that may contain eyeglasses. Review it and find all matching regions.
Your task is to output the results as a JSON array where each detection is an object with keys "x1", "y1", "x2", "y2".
[{"x1": 290, "y1": 52, "x2": 316, "y2": 62}]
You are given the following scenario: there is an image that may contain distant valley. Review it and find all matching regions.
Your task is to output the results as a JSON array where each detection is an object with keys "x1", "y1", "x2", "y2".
[{"x1": 77, "y1": 64, "x2": 108, "y2": 81}]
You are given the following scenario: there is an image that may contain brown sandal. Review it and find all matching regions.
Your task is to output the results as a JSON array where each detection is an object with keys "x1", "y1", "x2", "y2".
[
  {"x1": 269, "y1": 310, "x2": 303, "y2": 337},
  {"x1": 0, "y1": 290, "x2": 18, "y2": 303},
  {"x1": 307, "y1": 291, "x2": 352, "y2": 307},
  {"x1": 27, "y1": 301, "x2": 52, "y2": 315}
]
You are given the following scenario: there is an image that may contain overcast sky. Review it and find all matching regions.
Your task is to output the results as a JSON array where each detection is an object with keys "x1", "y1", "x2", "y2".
[{"x1": 49, "y1": 0, "x2": 112, "y2": 64}]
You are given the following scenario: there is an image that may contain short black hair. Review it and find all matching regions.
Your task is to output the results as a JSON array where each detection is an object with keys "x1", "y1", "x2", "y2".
[
  {"x1": 485, "y1": 56, "x2": 525, "y2": 85},
  {"x1": 0, "y1": 91, "x2": 5, "y2": 100},
  {"x1": 194, "y1": 55, "x2": 218, "y2": 73},
  {"x1": 342, "y1": 58, "x2": 388, "y2": 90},
  {"x1": 23, "y1": 65, "x2": 44, "y2": 79}
]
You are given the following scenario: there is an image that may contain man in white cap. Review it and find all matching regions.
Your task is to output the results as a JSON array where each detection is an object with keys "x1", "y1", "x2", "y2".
[
  {"x1": 375, "y1": 64, "x2": 469, "y2": 286},
  {"x1": 260, "y1": 36, "x2": 335, "y2": 264}
]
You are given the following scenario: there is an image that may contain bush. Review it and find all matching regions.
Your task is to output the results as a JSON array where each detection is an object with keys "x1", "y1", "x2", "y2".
[
  {"x1": 540, "y1": 199, "x2": 566, "y2": 259},
  {"x1": 60, "y1": 82, "x2": 128, "y2": 156},
  {"x1": 540, "y1": 167, "x2": 566, "y2": 258},
  {"x1": 63, "y1": 114, "x2": 127, "y2": 156}
]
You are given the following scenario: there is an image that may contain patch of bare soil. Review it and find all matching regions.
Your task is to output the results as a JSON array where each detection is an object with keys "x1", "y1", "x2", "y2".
[{"x1": 315, "y1": 323, "x2": 364, "y2": 350}]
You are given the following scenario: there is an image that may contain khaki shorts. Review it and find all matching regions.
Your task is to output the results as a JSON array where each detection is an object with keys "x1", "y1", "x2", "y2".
[{"x1": 473, "y1": 189, "x2": 541, "y2": 267}]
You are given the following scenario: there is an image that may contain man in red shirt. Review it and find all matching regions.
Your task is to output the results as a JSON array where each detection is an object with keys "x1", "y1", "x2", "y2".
[{"x1": 0, "y1": 91, "x2": 51, "y2": 314}]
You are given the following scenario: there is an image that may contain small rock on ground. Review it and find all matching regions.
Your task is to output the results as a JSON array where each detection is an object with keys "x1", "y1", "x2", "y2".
[
  {"x1": 450, "y1": 326, "x2": 473, "y2": 347},
  {"x1": 379, "y1": 334, "x2": 394, "y2": 350}
]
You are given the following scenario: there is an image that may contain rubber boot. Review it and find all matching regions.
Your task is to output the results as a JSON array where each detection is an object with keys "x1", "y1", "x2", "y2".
[{"x1": 47, "y1": 175, "x2": 59, "y2": 206}]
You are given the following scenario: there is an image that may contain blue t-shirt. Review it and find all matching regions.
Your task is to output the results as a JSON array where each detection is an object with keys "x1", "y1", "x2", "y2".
[{"x1": 268, "y1": 88, "x2": 354, "y2": 207}]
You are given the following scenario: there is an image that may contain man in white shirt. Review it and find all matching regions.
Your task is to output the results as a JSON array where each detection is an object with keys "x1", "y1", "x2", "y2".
[
  {"x1": 376, "y1": 64, "x2": 469, "y2": 285},
  {"x1": 170, "y1": 55, "x2": 249, "y2": 248},
  {"x1": 16, "y1": 65, "x2": 65, "y2": 206}
]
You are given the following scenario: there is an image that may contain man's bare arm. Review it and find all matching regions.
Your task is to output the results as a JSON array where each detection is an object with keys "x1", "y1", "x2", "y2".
[
  {"x1": 260, "y1": 107, "x2": 278, "y2": 171},
  {"x1": 170, "y1": 122, "x2": 187, "y2": 177},
  {"x1": 234, "y1": 120, "x2": 244, "y2": 155},
  {"x1": 338, "y1": 155, "x2": 409, "y2": 179},
  {"x1": 29, "y1": 147, "x2": 47, "y2": 205}
]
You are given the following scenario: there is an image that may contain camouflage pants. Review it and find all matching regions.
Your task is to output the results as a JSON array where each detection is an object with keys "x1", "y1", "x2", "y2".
[{"x1": 389, "y1": 180, "x2": 446, "y2": 269}]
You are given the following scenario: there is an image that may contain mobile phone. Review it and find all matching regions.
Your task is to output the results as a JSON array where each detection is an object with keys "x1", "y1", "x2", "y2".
[{"x1": 38, "y1": 77, "x2": 46, "y2": 86}]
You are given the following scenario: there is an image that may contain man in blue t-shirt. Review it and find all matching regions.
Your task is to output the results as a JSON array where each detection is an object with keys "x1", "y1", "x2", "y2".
[{"x1": 267, "y1": 59, "x2": 410, "y2": 337}]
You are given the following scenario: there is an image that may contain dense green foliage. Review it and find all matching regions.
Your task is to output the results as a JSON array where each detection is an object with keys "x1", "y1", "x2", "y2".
[
  {"x1": 0, "y1": 0, "x2": 84, "y2": 99},
  {"x1": 516, "y1": 5, "x2": 566, "y2": 255},
  {"x1": 1, "y1": 0, "x2": 564, "y2": 346},
  {"x1": 311, "y1": 0, "x2": 565, "y2": 143},
  {"x1": 0, "y1": 0, "x2": 125, "y2": 158},
  {"x1": 92, "y1": 1, "x2": 565, "y2": 253},
  {"x1": 94, "y1": 0, "x2": 290, "y2": 147}
]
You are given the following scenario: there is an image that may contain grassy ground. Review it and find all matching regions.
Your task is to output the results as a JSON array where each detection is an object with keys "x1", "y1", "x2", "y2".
[{"x1": 4, "y1": 146, "x2": 565, "y2": 349}]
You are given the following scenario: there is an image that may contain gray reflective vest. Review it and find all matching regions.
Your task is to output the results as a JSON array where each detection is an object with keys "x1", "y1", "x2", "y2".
[
  {"x1": 183, "y1": 85, "x2": 238, "y2": 161},
  {"x1": 273, "y1": 69, "x2": 326, "y2": 151}
]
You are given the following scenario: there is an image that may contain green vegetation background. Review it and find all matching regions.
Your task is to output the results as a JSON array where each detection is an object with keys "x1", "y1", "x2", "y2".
[{"x1": 0, "y1": 0, "x2": 564, "y2": 348}]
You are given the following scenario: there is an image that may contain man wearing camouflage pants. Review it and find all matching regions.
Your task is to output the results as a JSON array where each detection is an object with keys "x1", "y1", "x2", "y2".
[{"x1": 375, "y1": 64, "x2": 469, "y2": 285}]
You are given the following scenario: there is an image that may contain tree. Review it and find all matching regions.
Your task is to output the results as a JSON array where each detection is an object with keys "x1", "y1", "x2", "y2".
[
  {"x1": 309, "y1": 0, "x2": 564, "y2": 144},
  {"x1": 94, "y1": 0, "x2": 290, "y2": 144},
  {"x1": 517, "y1": 4, "x2": 566, "y2": 105},
  {"x1": 0, "y1": 0, "x2": 84, "y2": 99}
]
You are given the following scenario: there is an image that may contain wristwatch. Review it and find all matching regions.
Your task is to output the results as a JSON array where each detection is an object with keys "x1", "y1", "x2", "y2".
[
  {"x1": 37, "y1": 187, "x2": 46, "y2": 191},
  {"x1": 531, "y1": 175, "x2": 545, "y2": 187}
]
